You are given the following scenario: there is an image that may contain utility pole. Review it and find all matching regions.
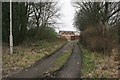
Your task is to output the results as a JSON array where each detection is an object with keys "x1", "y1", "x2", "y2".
[{"x1": 10, "y1": 0, "x2": 13, "y2": 54}]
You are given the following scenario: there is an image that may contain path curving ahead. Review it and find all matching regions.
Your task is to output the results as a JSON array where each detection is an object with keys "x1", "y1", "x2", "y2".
[
  {"x1": 9, "y1": 43, "x2": 72, "y2": 78},
  {"x1": 6, "y1": 41, "x2": 82, "y2": 78},
  {"x1": 56, "y1": 42, "x2": 81, "y2": 78}
]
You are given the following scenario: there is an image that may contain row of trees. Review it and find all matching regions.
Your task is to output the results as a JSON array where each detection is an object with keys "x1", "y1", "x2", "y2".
[
  {"x1": 74, "y1": 2, "x2": 120, "y2": 52},
  {"x1": 2, "y1": 2, "x2": 60, "y2": 46}
]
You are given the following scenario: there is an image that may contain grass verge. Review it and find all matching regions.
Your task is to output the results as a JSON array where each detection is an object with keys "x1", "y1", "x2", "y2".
[
  {"x1": 80, "y1": 45, "x2": 119, "y2": 78},
  {"x1": 2, "y1": 40, "x2": 66, "y2": 77}
]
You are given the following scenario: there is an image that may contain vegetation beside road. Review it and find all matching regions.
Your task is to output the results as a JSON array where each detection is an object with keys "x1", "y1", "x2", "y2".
[
  {"x1": 2, "y1": 40, "x2": 66, "y2": 77},
  {"x1": 2, "y1": 2, "x2": 63, "y2": 78},
  {"x1": 2, "y1": 2, "x2": 60, "y2": 46},
  {"x1": 74, "y1": 2, "x2": 119, "y2": 78},
  {"x1": 81, "y1": 45, "x2": 119, "y2": 78}
]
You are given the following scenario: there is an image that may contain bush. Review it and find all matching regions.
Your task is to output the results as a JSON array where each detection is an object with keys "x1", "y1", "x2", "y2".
[
  {"x1": 80, "y1": 26, "x2": 114, "y2": 53},
  {"x1": 38, "y1": 27, "x2": 57, "y2": 41},
  {"x1": 26, "y1": 27, "x2": 57, "y2": 42}
]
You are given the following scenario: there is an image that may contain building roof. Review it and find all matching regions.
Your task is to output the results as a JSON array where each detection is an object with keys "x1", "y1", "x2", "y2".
[
  {"x1": 59, "y1": 30, "x2": 80, "y2": 35},
  {"x1": 59, "y1": 30, "x2": 75, "y2": 35}
]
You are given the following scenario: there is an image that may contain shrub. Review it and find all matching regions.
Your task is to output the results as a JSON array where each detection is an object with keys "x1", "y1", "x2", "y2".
[{"x1": 80, "y1": 26, "x2": 114, "y2": 53}]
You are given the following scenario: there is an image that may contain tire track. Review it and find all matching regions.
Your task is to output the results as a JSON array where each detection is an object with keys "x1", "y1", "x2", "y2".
[
  {"x1": 9, "y1": 42, "x2": 72, "y2": 78},
  {"x1": 56, "y1": 42, "x2": 81, "y2": 78}
]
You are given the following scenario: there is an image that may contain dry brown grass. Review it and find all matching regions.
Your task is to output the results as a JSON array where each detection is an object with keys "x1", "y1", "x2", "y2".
[
  {"x1": 81, "y1": 46, "x2": 119, "y2": 78},
  {"x1": 2, "y1": 40, "x2": 66, "y2": 77},
  {"x1": 94, "y1": 47, "x2": 119, "y2": 78}
]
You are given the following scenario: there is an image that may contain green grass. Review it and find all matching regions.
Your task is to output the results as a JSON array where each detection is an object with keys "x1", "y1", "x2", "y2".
[
  {"x1": 2, "y1": 40, "x2": 66, "y2": 77},
  {"x1": 80, "y1": 45, "x2": 104, "y2": 78},
  {"x1": 45, "y1": 49, "x2": 72, "y2": 73},
  {"x1": 81, "y1": 47, "x2": 96, "y2": 78}
]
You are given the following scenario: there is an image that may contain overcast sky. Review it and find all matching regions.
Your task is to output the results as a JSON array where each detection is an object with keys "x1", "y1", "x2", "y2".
[{"x1": 57, "y1": 0, "x2": 77, "y2": 32}]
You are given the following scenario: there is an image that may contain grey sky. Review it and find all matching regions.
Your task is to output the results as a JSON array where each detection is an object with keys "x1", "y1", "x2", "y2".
[{"x1": 57, "y1": 0, "x2": 77, "y2": 32}]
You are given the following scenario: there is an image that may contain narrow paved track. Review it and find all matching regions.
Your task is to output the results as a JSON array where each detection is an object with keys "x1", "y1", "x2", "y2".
[
  {"x1": 9, "y1": 43, "x2": 72, "y2": 78},
  {"x1": 56, "y1": 42, "x2": 81, "y2": 78}
]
